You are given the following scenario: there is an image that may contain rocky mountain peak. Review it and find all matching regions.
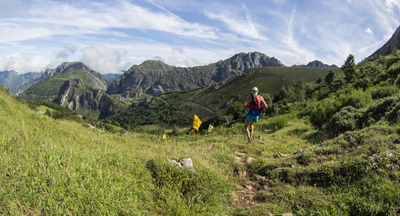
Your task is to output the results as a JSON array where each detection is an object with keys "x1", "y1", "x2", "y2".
[
  {"x1": 107, "y1": 51, "x2": 285, "y2": 97},
  {"x1": 40, "y1": 61, "x2": 107, "y2": 90},
  {"x1": 292, "y1": 60, "x2": 337, "y2": 68}
]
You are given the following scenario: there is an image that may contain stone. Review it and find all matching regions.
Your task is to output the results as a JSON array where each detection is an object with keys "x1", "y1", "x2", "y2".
[
  {"x1": 256, "y1": 176, "x2": 266, "y2": 181},
  {"x1": 246, "y1": 157, "x2": 256, "y2": 164},
  {"x1": 277, "y1": 153, "x2": 291, "y2": 158},
  {"x1": 234, "y1": 156, "x2": 242, "y2": 163},
  {"x1": 276, "y1": 213, "x2": 292, "y2": 216},
  {"x1": 180, "y1": 158, "x2": 194, "y2": 169},
  {"x1": 167, "y1": 159, "x2": 182, "y2": 167},
  {"x1": 245, "y1": 185, "x2": 253, "y2": 190},
  {"x1": 257, "y1": 135, "x2": 262, "y2": 140}
]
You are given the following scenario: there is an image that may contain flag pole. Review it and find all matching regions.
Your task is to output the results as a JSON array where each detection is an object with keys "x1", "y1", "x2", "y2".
[{"x1": 193, "y1": 128, "x2": 195, "y2": 151}]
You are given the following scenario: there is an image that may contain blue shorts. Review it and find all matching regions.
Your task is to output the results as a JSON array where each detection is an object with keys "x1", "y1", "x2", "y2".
[{"x1": 246, "y1": 114, "x2": 259, "y2": 123}]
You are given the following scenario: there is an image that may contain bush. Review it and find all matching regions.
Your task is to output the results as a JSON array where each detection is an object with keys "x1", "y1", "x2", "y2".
[
  {"x1": 371, "y1": 85, "x2": 398, "y2": 99},
  {"x1": 310, "y1": 99, "x2": 337, "y2": 128},
  {"x1": 326, "y1": 106, "x2": 363, "y2": 134},
  {"x1": 337, "y1": 88, "x2": 372, "y2": 109},
  {"x1": 260, "y1": 115, "x2": 289, "y2": 132}
]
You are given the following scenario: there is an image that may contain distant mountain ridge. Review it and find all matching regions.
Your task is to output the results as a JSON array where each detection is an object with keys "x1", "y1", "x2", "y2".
[
  {"x1": 292, "y1": 60, "x2": 337, "y2": 68},
  {"x1": 101, "y1": 73, "x2": 123, "y2": 82},
  {"x1": 0, "y1": 70, "x2": 42, "y2": 95},
  {"x1": 106, "y1": 51, "x2": 284, "y2": 97}
]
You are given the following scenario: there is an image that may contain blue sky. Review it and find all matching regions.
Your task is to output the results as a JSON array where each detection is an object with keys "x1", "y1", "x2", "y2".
[{"x1": 0, "y1": 0, "x2": 399, "y2": 73}]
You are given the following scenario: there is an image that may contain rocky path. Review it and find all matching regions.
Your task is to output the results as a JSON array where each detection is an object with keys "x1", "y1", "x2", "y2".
[{"x1": 232, "y1": 151, "x2": 267, "y2": 207}]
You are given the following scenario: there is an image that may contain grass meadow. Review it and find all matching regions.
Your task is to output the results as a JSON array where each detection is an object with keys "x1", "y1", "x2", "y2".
[{"x1": 1, "y1": 85, "x2": 400, "y2": 215}]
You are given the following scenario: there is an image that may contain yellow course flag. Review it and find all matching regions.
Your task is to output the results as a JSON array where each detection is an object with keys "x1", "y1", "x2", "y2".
[
  {"x1": 208, "y1": 124, "x2": 214, "y2": 133},
  {"x1": 163, "y1": 134, "x2": 167, "y2": 139},
  {"x1": 193, "y1": 115, "x2": 202, "y2": 131}
]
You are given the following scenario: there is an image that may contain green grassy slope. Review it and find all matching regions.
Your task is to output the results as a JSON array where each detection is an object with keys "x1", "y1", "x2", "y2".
[
  {"x1": 189, "y1": 66, "x2": 341, "y2": 110},
  {"x1": 20, "y1": 72, "x2": 91, "y2": 102},
  {"x1": 2, "y1": 83, "x2": 400, "y2": 215},
  {"x1": 0, "y1": 86, "x2": 233, "y2": 215}
]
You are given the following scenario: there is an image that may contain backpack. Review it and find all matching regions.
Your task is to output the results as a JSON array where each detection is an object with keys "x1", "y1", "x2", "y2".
[{"x1": 249, "y1": 93, "x2": 262, "y2": 115}]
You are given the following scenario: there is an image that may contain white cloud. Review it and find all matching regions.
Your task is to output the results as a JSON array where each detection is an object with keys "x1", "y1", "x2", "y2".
[
  {"x1": 365, "y1": 28, "x2": 374, "y2": 34},
  {"x1": 0, "y1": 0, "x2": 218, "y2": 45},
  {"x1": 0, "y1": 53, "x2": 54, "y2": 73},
  {"x1": 203, "y1": 3, "x2": 266, "y2": 41},
  {"x1": 152, "y1": 56, "x2": 165, "y2": 62},
  {"x1": 385, "y1": 0, "x2": 400, "y2": 11},
  {"x1": 80, "y1": 46, "x2": 128, "y2": 74},
  {"x1": 55, "y1": 43, "x2": 78, "y2": 59}
]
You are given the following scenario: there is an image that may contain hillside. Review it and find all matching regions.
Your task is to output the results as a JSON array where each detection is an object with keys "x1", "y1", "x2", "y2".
[
  {"x1": 184, "y1": 66, "x2": 341, "y2": 116},
  {"x1": 17, "y1": 62, "x2": 108, "y2": 97},
  {"x1": 108, "y1": 66, "x2": 340, "y2": 126},
  {"x1": 106, "y1": 52, "x2": 284, "y2": 97},
  {"x1": 0, "y1": 71, "x2": 41, "y2": 95},
  {"x1": 20, "y1": 62, "x2": 108, "y2": 102},
  {"x1": 54, "y1": 78, "x2": 127, "y2": 119},
  {"x1": 1, "y1": 50, "x2": 400, "y2": 215},
  {"x1": 367, "y1": 24, "x2": 400, "y2": 61}
]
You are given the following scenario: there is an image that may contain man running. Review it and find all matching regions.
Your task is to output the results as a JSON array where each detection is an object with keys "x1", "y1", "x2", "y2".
[{"x1": 240, "y1": 87, "x2": 268, "y2": 143}]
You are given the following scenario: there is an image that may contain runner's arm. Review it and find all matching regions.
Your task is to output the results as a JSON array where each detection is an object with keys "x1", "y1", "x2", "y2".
[
  {"x1": 261, "y1": 97, "x2": 268, "y2": 112},
  {"x1": 241, "y1": 96, "x2": 252, "y2": 115}
]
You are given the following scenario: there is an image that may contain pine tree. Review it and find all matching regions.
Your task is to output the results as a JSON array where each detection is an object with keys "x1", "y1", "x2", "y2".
[{"x1": 341, "y1": 54, "x2": 356, "y2": 82}]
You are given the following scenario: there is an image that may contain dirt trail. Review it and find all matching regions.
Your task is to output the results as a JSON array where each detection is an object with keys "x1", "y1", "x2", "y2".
[{"x1": 232, "y1": 151, "x2": 270, "y2": 207}]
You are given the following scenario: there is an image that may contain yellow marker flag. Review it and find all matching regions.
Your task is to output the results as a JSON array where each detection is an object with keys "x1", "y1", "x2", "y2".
[
  {"x1": 208, "y1": 124, "x2": 214, "y2": 133},
  {"x1": 193, "y1": 115, "x2": 202, "y2": 131},
  {"x1": 163, "y1": 134, "x2": 167, "y2": 140}
]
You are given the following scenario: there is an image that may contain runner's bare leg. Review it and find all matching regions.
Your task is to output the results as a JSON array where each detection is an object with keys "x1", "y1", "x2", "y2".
[{"x1": 244, "y1": 119, "x2": 253, "y2": 141}]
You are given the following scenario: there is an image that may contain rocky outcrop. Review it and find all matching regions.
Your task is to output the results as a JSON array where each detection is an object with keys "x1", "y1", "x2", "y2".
[
  {"x1": 292, "y1": 60, "x2": 337, "y2": 68},
  {"x1": 0, "y1": 70, "x2": 41, "y2": 95},
  {"x1": 367, "y1": 25, "x2": 400, "y2": 60},
  {"x1": 106, "y1": 52, "x2": 284, "y2": 97},
  {"x1": 55, "y1": 78, "x2": 125, "y2": 118}
]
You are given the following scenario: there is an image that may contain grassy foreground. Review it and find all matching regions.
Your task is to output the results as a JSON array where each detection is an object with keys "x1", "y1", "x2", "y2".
[{"x1": 1, "y1": 84, "x2": 400, "y2": 215}]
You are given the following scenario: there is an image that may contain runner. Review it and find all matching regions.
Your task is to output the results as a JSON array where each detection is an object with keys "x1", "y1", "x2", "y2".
[{"x1": 240, "y1": 87, "x2": 268, "y2": 143}]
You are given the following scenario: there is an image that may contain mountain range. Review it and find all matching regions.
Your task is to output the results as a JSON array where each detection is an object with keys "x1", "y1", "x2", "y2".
[
  {"x1": 106, "y1": 52, "x2": 284, "y2": 97},
  {"x1": 0, "y1": 71, "x2": 41, "y2": 95}
]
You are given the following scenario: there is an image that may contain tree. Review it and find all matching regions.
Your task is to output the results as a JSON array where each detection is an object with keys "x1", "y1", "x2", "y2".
[
  {"x1": 325, "y1": 70, "x2": 336, "y2": 84},
  {"x1": 227, "y1": 102, "x2": 242, "y2": 119},
  {"x1": 341, "y1": 54, "x2": 356, "y2": 82}
]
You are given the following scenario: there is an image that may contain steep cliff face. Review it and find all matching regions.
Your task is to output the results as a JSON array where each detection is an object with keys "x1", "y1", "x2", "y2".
[
  {"x1": 55, "y1": 78, "x2": 126, "y2": 118},
  {"x1": 106, "y1": 51, "x2": 284, "y2": 97},
  {"x1": 367, "y1": 25, "x2": 400, "y2": 60}
]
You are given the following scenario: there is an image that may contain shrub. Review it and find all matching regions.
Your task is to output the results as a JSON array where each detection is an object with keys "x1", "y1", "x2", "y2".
[
  {"x1": 310, "y1": 99, "x2": 337, "y2": 128},
  {"x1": 371, "y1": 85, "x2": 398, "y2": 99},
  {"x1": 259, "y1": 115, "x2": 289, "y2": 132},
  {"x1": 337, "y1": 88, "x2": 372, "y2": 109},
  {"x1": 326, "y1": 106, "x2": 363, "y2": 134}
]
